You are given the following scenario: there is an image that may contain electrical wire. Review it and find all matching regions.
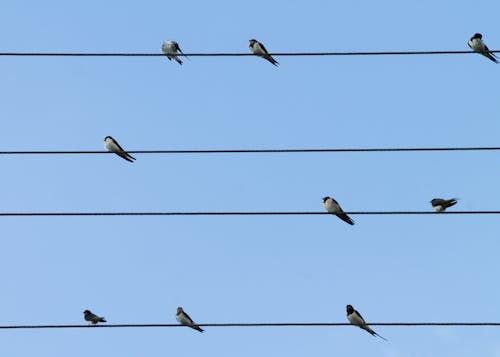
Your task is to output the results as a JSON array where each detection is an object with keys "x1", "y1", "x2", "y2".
[
  {"x1": 0, "y1": 50, "x2": 498, "y2": 57},
  {"x1": 0, "y1": 211, "x2": 497, "y2": 217},
  {"x1": 0, "y1": 322, "x2": 499, "y2": 329},
  {"x1": 0, "y1": 146, "x2": 499, "y2": 155}
]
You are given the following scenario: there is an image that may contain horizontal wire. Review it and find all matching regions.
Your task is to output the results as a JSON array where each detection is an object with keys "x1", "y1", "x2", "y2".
[
  {"x1": 0, "y1": 50, "x2": 498, "y2": 57},
  {"x1": 0, "y1": 147, "x2": 500, "y2": 155},
  {"x1": 0, "y1": 211, "x2": 497, "y2": 217},
  {"x1": 0, "y1": 322, "x2": 499, "y2": 329}
]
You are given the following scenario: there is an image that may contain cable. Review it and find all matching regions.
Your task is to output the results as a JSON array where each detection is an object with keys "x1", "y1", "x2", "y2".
[
  {"x1": 0, "y1": 146, "x2": 500, "y2": 155},
  {"x1": 0, "y1": 322, "x2": 499, "y2": 329},
  {"x1": 0, "y1": 211, "x2": 498, "y2": 217},
  {"x1": 0, "y1": 50, "x2": 498, "y2": 57}
]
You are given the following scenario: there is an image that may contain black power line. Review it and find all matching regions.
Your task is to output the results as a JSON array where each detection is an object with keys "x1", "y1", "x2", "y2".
[
  {"x1": 0, "y1": 50, "x2": 498, "y2": 57},
  {"x1": 0, "y1": 146, "x2": 499, "y2": 155},
  {"x1": 0, "y1": 322, "x2": 499, "y2": 329},
  {"x1": 0, "y1": 211, "x2": 497, "y2": 217}
]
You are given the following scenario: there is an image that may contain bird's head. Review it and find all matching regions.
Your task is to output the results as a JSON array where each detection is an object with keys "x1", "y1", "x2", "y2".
[
  {"x1": 346, "y1": 305, "x2": 354, "y2": 313},
  {"x1": 322, "y1": 197, "x2": 331, "y2": 203}
]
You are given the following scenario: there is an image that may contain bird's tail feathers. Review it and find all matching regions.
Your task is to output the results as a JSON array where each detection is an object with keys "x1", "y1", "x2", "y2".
[
  {"x1": 192, "y1": 325, "x2": 204, "y2": 333},
  {"x1": 99, "y1": 317, "x2": 107, "y2": 323},
  {"x1": 485, "y1": 52, "x2": 499, "y2": 63},
  {"x1": 261, "y1": 54, "x2": 279, "y2": 66},
  {"x1": 178, "y1": 49, "x2": 190, "y2": 61},
  {"x1": 447, "y1": 198, "x2": 458, "y2": 207},
  {"x1": 364, "y1": 325, "x2": 387, "y2": 341},
  {"x1": 337, "y1": 213, "x2": 355, "y2": 225}
]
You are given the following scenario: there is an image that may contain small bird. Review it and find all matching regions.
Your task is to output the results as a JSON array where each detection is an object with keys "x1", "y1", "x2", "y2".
[
  {"x1": 430, "y1": 198, "x2": 458, "y2": 212},
  {"x1": 468, "y1": 33, "x2": 498, "y2": 63},
  {"x1": 176, "y1": 307, "x2": 204, "y2": 333},
  {"x1": 346, "y1": 305, "x2": 386, "y2": 341},
  {"x1": 248, "y1": 39, "x2": 279, "y2": 66},
  {"x1": 83, "y1": 310, "x2": 106, "y2": 324},
  {"x1": 161, "y1": 40, "x2": 187, "y2": 65},
  {"x1": 104, "y1": 136, "x2": 136, "y2": 163},
  {"x1": 322, "y1": 196, "x2": 354, "y2": 225}
]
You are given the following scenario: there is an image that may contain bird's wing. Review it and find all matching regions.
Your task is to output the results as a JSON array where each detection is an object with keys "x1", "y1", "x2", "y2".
[
  {"x1": 111, "y1": 140, "x2": 126, "y2": 152},
  {"x1": 355, "y1": 310, "x2": 366, "y2": 324},
  {"x1": 258, "y1": 42, "x2": 270, "y2": 54},
  {"x1": 182, "y1": 312, "x2": 195, "y2": 324},
  {"x1": 484, "y1": 45, "x2": 499, "y2": 60}
]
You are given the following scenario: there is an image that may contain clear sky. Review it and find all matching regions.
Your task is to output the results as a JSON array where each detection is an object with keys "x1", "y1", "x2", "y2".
[{"x1": 0, "y1": 0, "x2": 499, "y2": 356}]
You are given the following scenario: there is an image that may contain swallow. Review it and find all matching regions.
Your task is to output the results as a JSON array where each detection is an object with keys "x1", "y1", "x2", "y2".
[
  {"x1": 322, "y1": 196, "x2": 354, "y2": 225},
  {"x1": 176, "y1": 307, "x2": 204, "y2": 333},
  {"x1": 468, "y1": 33, "x2": 498, "y2": 63},
  {"x1": 83, "y1": 309, "x2": 106, "y2": 324},
  {"x1": 161, "y1": 40, "x2": 187, "y2": 65},
  {"x1": 248, "y1": 39, "x2": 279, "y2": 66},
  {"x1": 430, "y1": 198, "x2": 458, "y2": 212},
  {"x1": 346, "y1": 305, "x2": 387, "y2": 341},
  {"x1": 104, "y1": 136, "x2": 136, "y2": 163}
]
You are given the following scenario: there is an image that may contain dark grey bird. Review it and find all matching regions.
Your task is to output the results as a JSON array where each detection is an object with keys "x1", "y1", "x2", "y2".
[
  {"x1": 104, "y1": 136, "x2": 136, "y2": 163},
  {"x1": 83, "y1": 309, "x2": 106, "y2": 324},
  {"x1": 468, "y1": 33, "x2": 498, "y2": 63},
  {"x1": 322, "y1": 196, "x2": 354, "y2": 225},
  {"x1": 176, "y1": 307, "x2": 204, "y2": 333},
  {"x1": 248, "y1": 39, "x2": 279, "y2": 66},
  {"x1": 346, "y1": 304, "x2": 387, "y2": 341},
  {"x1": 430, "y1": 198, "x2": 458, "y2": 212}
]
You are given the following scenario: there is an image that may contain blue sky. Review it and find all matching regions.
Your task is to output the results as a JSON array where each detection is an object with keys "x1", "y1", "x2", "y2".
[{"x1": 0, "y1": 0, "x2": 500, "y2": 356}]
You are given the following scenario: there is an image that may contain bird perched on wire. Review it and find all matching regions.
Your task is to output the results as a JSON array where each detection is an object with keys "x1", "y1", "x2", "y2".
[
  {"x1": 161, "y1": 40, "x2": 188, "y2": 65},
  {"x1": 346, "y1": 305, "x2": 387, "y2": 340},
  {"x1": 83, "y1": 310, "x2": 106, "y2": 324},
  {"x1": 248, "y1": 39, "x2": 279, "y2": 66},
  {"x1": 468, "y1": 33, "x2": 498, "y2": 63},
  {"x1": 430, "y1": 198, "x2": 458, "y2": 212},
  {"x1": 176, "y1": 307, "x2": 204, "y2": 333},
  {"x1": 104, "y1": 136, "x2": 136, "y2": 163},
  {"x1": 322, "y1": 196, "x2": 354, "y2": 225}
]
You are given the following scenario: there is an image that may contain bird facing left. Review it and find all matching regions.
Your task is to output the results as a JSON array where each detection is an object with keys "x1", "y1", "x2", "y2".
[{"x1": 83, "y1": 310, "x2": 107, "y2": 324}]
